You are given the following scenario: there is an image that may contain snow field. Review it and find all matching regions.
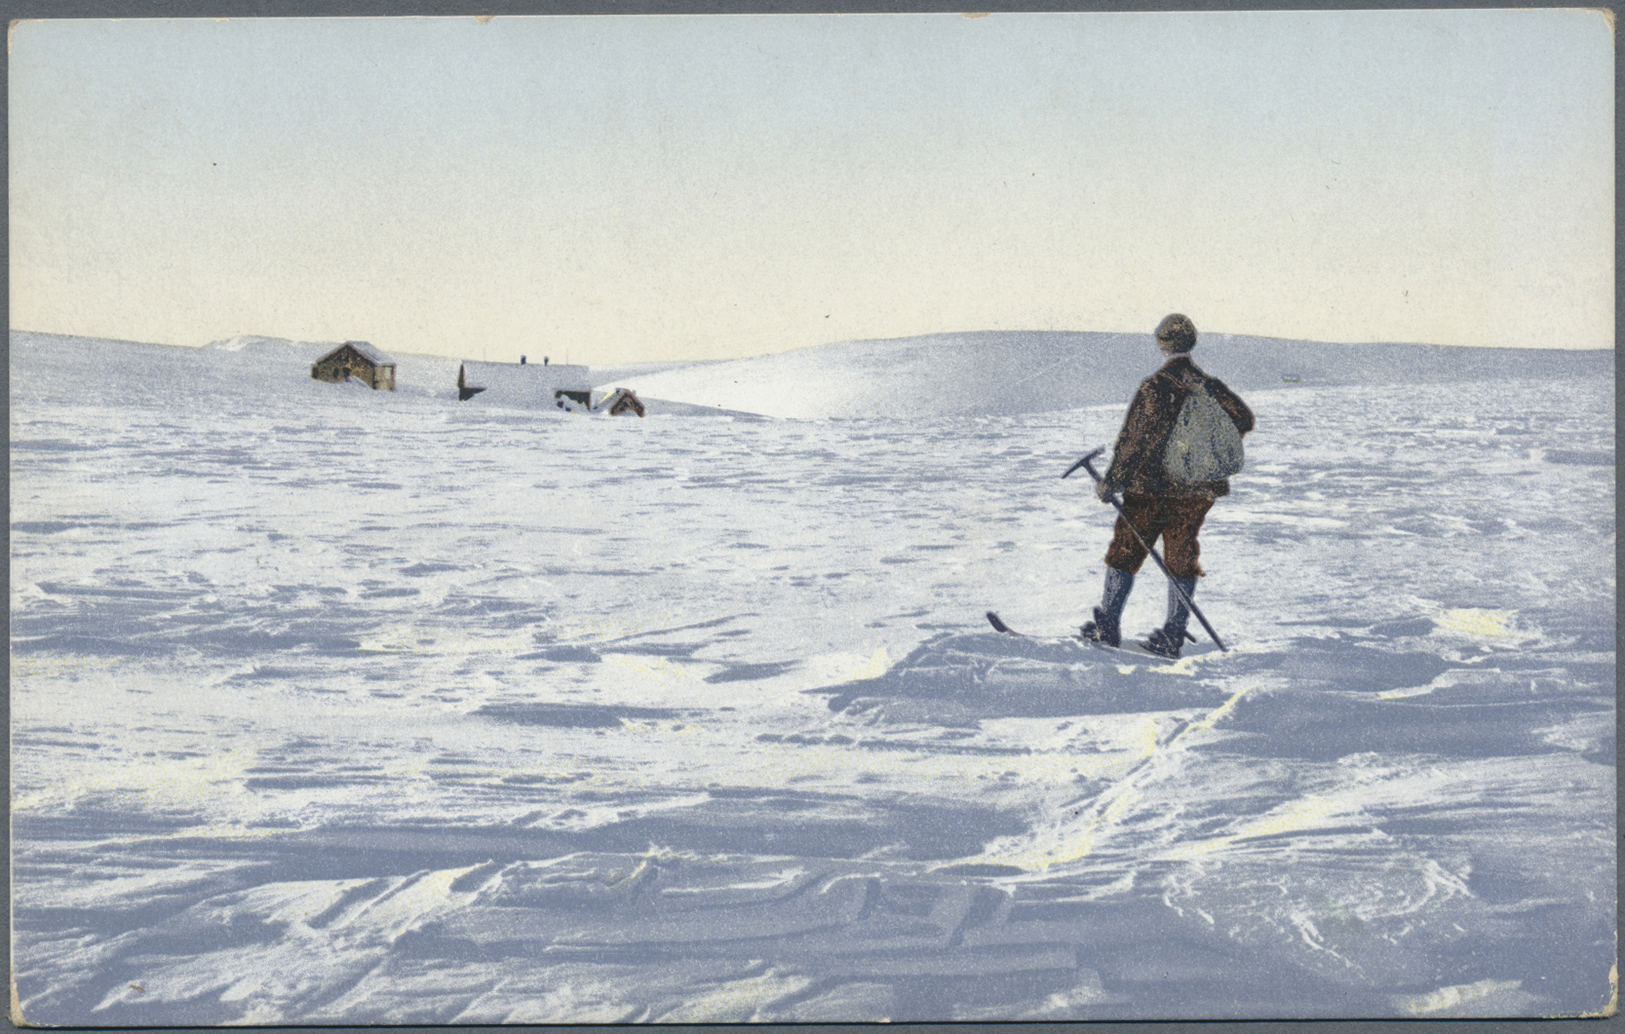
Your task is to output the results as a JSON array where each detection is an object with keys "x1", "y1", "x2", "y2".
[{"x1": 9, "y1": 332, "x2": 1614, "y2": 1021}]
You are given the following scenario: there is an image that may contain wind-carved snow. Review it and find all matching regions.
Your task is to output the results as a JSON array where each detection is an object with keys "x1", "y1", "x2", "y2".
[{"x1": 9, "y1": 329, "x2": 1615, "y2": 1022}]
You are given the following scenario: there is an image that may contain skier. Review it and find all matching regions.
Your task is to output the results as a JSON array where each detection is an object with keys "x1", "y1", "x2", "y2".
[{"x1": 1080, "y1": 314, "x2": 1255, "y2": 658}]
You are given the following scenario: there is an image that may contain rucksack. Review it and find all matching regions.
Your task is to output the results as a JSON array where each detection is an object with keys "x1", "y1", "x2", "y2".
[{"x1": 1163, "y1": 379, "x2": 1244, "y2": 484}]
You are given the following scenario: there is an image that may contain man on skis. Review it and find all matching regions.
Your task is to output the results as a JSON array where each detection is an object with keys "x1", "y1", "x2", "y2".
[{"x1": 1080, "y1": 314, "x2": 1255, "y2": 658}]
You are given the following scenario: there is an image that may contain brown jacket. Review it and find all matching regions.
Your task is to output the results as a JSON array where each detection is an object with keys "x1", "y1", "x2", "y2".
[{"x1": 1103, "y1": 355, "x2": 1255, "y2": 499}]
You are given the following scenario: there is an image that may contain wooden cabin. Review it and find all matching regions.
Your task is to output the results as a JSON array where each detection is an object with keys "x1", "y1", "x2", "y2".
[
  {"x1": 600, "y1": 388, "x2": 646, "y2": 417},
  {"x1": 311, "y1": 341, "x2": 396, "y2": 391}
]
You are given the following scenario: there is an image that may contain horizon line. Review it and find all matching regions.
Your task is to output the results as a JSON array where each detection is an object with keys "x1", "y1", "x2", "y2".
[{"x1": 8, "y1": 326, "x2": 1616, "y2": 366}]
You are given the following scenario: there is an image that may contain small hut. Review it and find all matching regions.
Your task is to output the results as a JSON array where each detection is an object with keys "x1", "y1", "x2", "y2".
[
  {"x1": 312, "y1": 342, "x2": 396, "y2": 391},
  {"x1": 457, "y1": 365, "x2": 487, "y2": 401},
  {"x1": 599, "y1": 388, "x2": 646, "y2": 417}
]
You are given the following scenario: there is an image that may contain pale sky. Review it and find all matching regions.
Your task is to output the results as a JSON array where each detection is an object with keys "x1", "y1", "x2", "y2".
[{"x1": 9, "y1": 11, "x2": 1614, "y2": 364}]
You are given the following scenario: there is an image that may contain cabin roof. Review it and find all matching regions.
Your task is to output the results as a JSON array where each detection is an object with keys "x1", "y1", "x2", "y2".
[
  {"x1": 459, "y1": 359, "x2": 589, "y2": 376},
  {"x1": 341, "y1": 341, "x2": 396, "y2": 366},
  {"x1": 317, "y1": 341, "x2": 396, "y2": 367},
  {"x1": 457, "y1": 359, "x2": 593, "y2": 399}
]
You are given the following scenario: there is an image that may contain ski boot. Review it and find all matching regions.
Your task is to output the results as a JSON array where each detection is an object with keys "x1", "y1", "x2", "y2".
[
  {"x1": 1079, "y1": 607, "x2": 1121, "y2": 648},
  {"x1": 1142, "y1": 624, "x2": 1197, "y2": 658},
  {"x1": 1078, "y1": 568, "x2": 1133, "y2": 648},
  {"x1": 1141, "y1": 576, "x2": 1198, "y2": 658}
]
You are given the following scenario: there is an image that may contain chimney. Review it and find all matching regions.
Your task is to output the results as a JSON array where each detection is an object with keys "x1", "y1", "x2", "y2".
[{"x1": 520, "y1": 355, "x2": 527, "y2": 365}]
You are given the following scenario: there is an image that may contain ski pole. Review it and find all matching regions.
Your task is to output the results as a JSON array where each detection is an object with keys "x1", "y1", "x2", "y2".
[{"x1": 1062, "y1": 448, "x2": 1228, "y2": 652}]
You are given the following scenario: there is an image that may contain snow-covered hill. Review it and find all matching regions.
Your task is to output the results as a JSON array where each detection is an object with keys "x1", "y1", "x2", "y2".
[
  {"x1": 10, "y1": 331, "x2": 707, "y2": 412},
  {"x1": 8, "y1": 329, "x2": 1616, "y2": 1023},
  {"x1": 17, "y1": 328, "x2": 1605, "y2": 423},
  {"x1": 604, "y1": 330, "x2": 1611, "y2": 419}
]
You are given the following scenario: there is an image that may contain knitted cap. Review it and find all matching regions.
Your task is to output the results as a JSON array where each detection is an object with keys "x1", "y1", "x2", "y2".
[{"x1": 1155, "y1": 313, "x2": 1197, "y2": 353}]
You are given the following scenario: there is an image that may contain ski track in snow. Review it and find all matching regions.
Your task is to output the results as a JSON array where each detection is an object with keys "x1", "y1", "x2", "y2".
[{"x1": 9, "y1": 333, "x2": 1615, "y2": 1022}]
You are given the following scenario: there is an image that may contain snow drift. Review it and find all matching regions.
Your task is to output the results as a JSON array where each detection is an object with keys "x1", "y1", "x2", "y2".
[{"x1": 608, "y1": 330, "x2": 1611, "y2": 419}]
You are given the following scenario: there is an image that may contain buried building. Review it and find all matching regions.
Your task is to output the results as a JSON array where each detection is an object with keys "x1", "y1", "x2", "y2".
[
  {"x1": 456, "y1": 357, "x2": 593, "y2": 408},
  {"x1": 598, "y1": 387, "x2": 646, "y2": 417},
  {"x1": 311, "y1": 341, "x2": 397, "y2": 391}
]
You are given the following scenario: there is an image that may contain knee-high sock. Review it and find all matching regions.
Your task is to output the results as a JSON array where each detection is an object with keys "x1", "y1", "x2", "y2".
[
  {"x1": 1100, "y1": 568, "x2": 1134, "y2": 625},
  {"x1": 1166, "y1": 577, "x2": 1197, "y2": 635}
]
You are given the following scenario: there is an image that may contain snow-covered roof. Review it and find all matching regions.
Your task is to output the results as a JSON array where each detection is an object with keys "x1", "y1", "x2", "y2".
[
  {"x1": 315, "y1": 341, "x2": 395, "y2": 367},
  {"x1": 460, "y1": 358, "x2": 589, "y2": 378},
  {"x1": 339, "y1": 341, "x2": 395, "y2": 366},
  {"x1": 457, "y1": 359, "x2": 593, "y2": 407}
]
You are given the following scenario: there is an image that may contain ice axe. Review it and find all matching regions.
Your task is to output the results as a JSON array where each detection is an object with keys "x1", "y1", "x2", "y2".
[{"x1": 1062, "y1": 447, "x2": 1228, "y2": 652}]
